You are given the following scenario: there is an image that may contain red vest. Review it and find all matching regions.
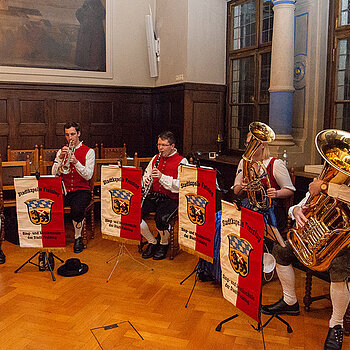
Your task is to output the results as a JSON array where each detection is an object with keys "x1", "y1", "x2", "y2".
[
  {"x1": 151, "y1": 152, "x2": 184, "y2": 199},
  {"x1": 261, "y1": 158, "x2": 280, "y2": 190},
  {"x1": 62, "y1": 143, "x2": 91, "y2": 192}
]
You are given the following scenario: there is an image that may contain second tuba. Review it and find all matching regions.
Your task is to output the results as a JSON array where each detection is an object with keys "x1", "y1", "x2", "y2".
[
  {"x1": 242, "y1": 122, "x2": 275, "y2": 211},
  {"x1": 287, "y1": 129, "x2": 350, "y2": 271}
]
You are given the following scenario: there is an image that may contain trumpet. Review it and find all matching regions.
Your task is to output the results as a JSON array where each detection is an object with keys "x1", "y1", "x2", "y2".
[
  {"x1": 141, "y1": 152, "x2": 161, "y2": 207},
  {"x1": 58, "y1": 140, "x2": 76, "y2": 174}
]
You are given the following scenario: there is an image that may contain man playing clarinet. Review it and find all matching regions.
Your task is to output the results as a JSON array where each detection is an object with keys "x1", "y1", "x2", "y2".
[{"x1": 140, "y1": 131, "x2": 188, "y2": 260}]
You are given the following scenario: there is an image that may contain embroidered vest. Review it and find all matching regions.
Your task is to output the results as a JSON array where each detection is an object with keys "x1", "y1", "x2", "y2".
[
  {"x1": 62, "y1": 144, "x2": 91, "y2": 192},
  {"x1": 151, "y1": 152, "x2": 184, "y2": 199}
]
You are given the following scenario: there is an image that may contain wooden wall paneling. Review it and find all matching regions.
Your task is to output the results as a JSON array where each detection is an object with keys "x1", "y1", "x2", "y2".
[
  {"x1": 80, "y1": 100, "x2": 92, "y2": 147},
  {"x1": 55, "y1": 99, "x2": 82, "y2": 147},
  {"x1": 117, "y1": 92, "x2": 153, "y2": 157},
  {"x1": 7, "y1": 98, "x2": 19, "y2": 156},
  {"x1": 183, "y1": 84, "x2": 226, "y2": 156},
  {"x1": 90, "y1": 100, "x2": 115, "y2": 147},
  {"x1": 18, "y1": 99, "x2": 46, "y2": 149},
  {"x1": 0, "y1": 99, "x2": 9, "y2": 159},
  {"x1": 154, "y1": 85, "x2": 184, "y2": 155},
  {"x1": 45, "y1": 99, "x2": 57, "y2": 148}
]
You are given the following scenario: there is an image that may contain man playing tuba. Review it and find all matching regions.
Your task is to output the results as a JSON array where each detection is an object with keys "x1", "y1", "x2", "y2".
[{"x1": 262, "y1": 129, "x2": 350, "y2": 350}]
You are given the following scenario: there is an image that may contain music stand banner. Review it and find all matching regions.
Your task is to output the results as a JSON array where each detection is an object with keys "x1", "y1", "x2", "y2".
[
  {"x1": 101, "y1": 166, "x2": 142, "y2": 243},
  {"x1": 15, "y1": 176, "x2": 65, "y2": 248},
  {"x1": 178, "y1": 165, "x2": 216, "y2": 262},
  {"x1": 220, "y1": 201, "x2": 264, "y2": 322}
]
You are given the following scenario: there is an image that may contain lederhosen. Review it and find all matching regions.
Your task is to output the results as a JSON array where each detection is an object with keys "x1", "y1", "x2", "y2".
[
  {"x1": 61, "y1": 144, "x2": 92, "y2": 223},
  {"x1": 141, "y1": 152, "x2": 184, "y2": 231}
]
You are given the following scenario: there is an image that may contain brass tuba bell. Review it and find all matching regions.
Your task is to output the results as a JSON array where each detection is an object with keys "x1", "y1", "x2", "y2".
[
  {"x1": 242, "y1": 122, "x2": 275, "y2": 211},
  {"x1": 287, "y1": 129, "x2": 350, "y2": 271}
]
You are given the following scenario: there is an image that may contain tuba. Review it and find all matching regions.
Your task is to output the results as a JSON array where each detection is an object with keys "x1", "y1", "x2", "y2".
[
  {"x1": 287, "y1": 129, "x2": 350, "y2": 271},
  {"x1": 58, "y1": 140, "x2": 76, "y2": 175},
  {"x1": 242, "y1": 122, "x2": 275, "y2": 211}
]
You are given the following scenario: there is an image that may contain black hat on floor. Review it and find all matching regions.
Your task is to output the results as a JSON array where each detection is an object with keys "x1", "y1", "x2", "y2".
[{"x1": 57, "y1": 258, "x2": 88, "y2": 277}]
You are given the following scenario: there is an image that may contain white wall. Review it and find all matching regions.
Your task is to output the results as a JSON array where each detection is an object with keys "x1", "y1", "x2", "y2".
[
  {"x1": 155, "y1": 0, "x2": 188, "y2": 86},
  {"x1": 0, "y1": 0, "x2": 227, "y2": 87},
  {"x1": 187, "y1": 0, "x2": 226, "y2": 84}
]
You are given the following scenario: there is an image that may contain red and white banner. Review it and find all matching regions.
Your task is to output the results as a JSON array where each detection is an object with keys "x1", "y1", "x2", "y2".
[
  {"x1": 15, "y1": 176, "x2": 65, "y2": 248},
  {"x1": 179, "y1": 165, "x2": 216, "y2": 262},
  {"x1": 101, "y1": 166, "x2": 142, "y2": 243},
  {"x1": 220, "y1": 200, "x2": 264, "y2": 323}
]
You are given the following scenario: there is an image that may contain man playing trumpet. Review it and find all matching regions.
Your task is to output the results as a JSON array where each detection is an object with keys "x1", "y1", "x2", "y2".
[
  {"x1": 140, "y1": 131, "x2": 188, "y2": 260},
  {"x1": 52, "y1": 122, "x2": 95, "y2": 253}
]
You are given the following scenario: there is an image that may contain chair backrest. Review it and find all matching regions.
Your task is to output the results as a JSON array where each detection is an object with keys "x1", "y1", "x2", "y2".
[
  {"x1": 39, "y1": 155, "x2": 54, "y2": 176},
  {"x1": 40, "y1": 145, "x2": 59, "y2": 162},
  {"x1": 133, "y1": 152, "x2": 153, "y2": 171},
  {"x1": 1, "y1": 157, "x2": 31, "y2": 190},
  {"x1": 100, "y1": 143, "x2": 127, "y2": 164},
  {"x1": 7, "y1": 145, "x2": 39, "y2": 174},
  {"x1": 94, "y1": 158, "x2": 122, "y2": 186}
]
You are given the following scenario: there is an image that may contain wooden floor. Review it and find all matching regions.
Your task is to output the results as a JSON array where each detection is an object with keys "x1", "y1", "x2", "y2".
[{"x1": 0, "y1": 229, "x2": 349, "y2": 350}]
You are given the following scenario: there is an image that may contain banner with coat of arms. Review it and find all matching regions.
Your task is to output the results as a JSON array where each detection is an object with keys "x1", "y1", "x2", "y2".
[
  {"x1": 101, "y1": 165, "x2": 142, "y2": 243},
  {"x1": 178, "y1": 165, "x2": 216, "y2": 262},
  {"x1": 220, "y1": 200, "x2": 264, "y2": 323},
  {"x1": 15, "y1": 176, "x2": 65, "y2": 248}
]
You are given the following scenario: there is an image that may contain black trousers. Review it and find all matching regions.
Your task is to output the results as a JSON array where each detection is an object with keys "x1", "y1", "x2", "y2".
[
  {"x1": 64, "y1": 190, "x2": 91, "y2": 223},
  {"x1": 141, "y1": 192, "x2": 178, "y2": 231}
]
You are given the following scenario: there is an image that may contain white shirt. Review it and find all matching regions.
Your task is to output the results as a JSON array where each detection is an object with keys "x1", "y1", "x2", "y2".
[
  {"x1": 143, "y1": 150, "x2": 189, "y2": 193},
  {"x1": 233, "y1": 157, "x2": 296, "y2": 191},
  {"x1": 288, "y1": 183, "x2": 350, "y2": 220},
  {"x1": 52, "y1": 141, "x2": 95, "y2": 181}
]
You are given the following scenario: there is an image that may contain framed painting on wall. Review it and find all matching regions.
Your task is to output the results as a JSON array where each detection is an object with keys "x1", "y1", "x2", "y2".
[{"x1": 0, "y1": 0, "x2": 111, "y2": 78}]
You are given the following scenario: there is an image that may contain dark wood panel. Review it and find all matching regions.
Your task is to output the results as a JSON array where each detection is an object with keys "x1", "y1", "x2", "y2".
[
  {"x1": 19, "y1": 100, "x2": 45, "y2": 123},
  {"x1": 0, "y1": 82, "x2": 225, "y2": 161},
  {"x1": 0, "y1": 100, "x2": 7, "y2": 123}
]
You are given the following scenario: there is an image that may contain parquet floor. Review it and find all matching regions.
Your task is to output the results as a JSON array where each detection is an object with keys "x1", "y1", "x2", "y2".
[{"x1": 0, "y1": 229, "x2": 349, "y2": 350}]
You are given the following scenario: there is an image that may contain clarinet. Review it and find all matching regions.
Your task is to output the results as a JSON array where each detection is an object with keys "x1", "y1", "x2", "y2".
[{"x1": 141, "y1": 152, "x2": 161, "y2": 207}]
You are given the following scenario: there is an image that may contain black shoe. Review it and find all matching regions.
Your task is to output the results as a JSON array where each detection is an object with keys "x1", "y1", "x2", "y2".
[
  {"x1": 142, "y1": 243, "x2": 158, "y2": 259},
  {"x1": 47, "y1": 252, "x2": 55, "y2": 271},
  {"x1": 261, "y1": 298, "x2": 300, "y2": 316},
  {"x1": 38, "y1": 252, "x2": 45, "y2": 271},
  {"x1": 0, "y1": 248, "x2": 5, "y2": 264},
  {"x1": 74, "y1": 237, "x2": 84, "y2": 253},
  {"x1": 153, "y1": 244, "x2": 168, "y2": 260},
  {"x1": 324, "y1": 325, "x2": 343, "y2": 350}
]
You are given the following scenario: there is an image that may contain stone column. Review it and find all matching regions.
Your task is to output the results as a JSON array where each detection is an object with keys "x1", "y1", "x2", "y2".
[{"x1": 269, "y1": 0, "x2": 296, "y2": 146}]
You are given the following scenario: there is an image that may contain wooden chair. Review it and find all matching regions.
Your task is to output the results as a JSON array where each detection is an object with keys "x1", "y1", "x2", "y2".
[
  {"x1": 7, "y1": 145, "x2": 39, "y2": 174},
  {"x1": 39, "y1": 156, "x2": 95, "y2": 248},
  {"x1": 39, "y1": 145, "x2": 59, "y2": 163},
  {"x1": 135, "y1": 152, "x2": 180, "y2": 260},
  {"x1": 133, "y1": 152, "x2": 153, "y2": 170},
  {"x1": 1, "y1": 156, "x2": 31, "y2": 208},
  {"x1": 0, "y1": 154, "x2": 6, "y2": 245},
  {"x1": 100, "y1": 143, "x2": 127, "y2": 164},
  {"x1": 93, "y1": 158, "x2": 122, "y2": 202}
]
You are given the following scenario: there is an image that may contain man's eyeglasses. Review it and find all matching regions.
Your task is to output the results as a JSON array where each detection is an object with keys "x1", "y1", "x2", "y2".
[{"x1": 157, "y1": 143, "x2": 171, "y2": 147}]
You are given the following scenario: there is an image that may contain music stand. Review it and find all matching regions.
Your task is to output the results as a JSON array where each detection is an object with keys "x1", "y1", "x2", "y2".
[
  {"x1": 14, "y1": 250, "x2": 64, "y2": 281},
  {"x1": 106, "y1": 242, "x2": 153, "y2": 283},
  {"x1": 215, "y1": 222, "x2": 293, "y2": 336},
  {"x1": 179, "y1": 260, "x2": 201, "y2": 308}
]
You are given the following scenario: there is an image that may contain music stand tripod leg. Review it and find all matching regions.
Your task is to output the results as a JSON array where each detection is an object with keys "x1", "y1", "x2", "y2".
[
  {"x1": 106, "y1": 243, "x2": 154, "y2": 283},
  {"x1": 14, "y1": 251, "x2": 41, "y2": 273},
  {"x1": 43, "y1": 252, "x2": 56, "y2": 281},
  {"x1": 180, "y1": 261, "x2": 199, "y2": 285},
  {"x1": 180, "y1": 260, "x2": 200, "y2": 308}
]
